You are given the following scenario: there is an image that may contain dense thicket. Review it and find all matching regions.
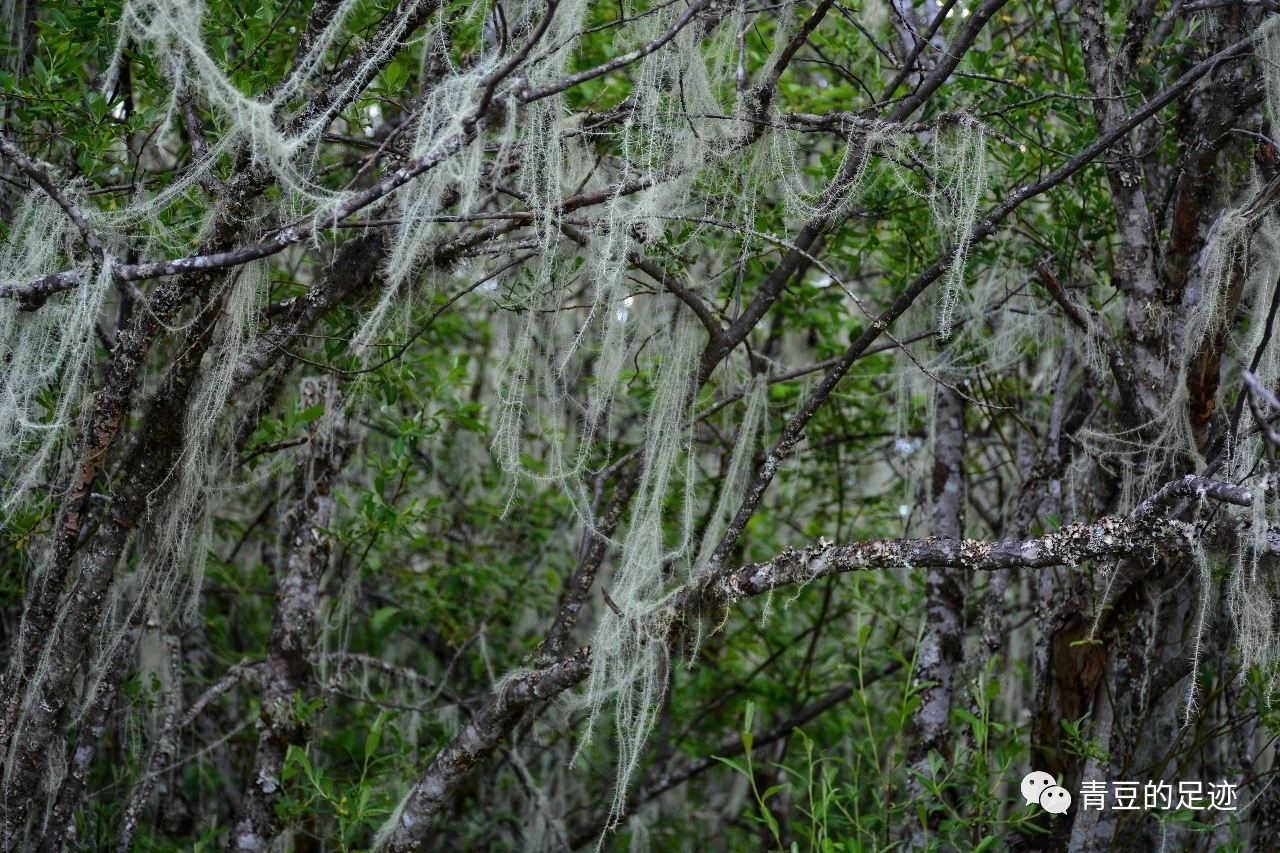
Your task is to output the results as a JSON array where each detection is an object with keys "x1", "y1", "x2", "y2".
[{"x1": 1, "y1": 0, "x2": 1279, "y2": 850}]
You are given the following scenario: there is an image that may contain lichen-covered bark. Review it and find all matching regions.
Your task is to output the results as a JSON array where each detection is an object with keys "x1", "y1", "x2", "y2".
[
  {"x1": 0, "y1": 182, "x2": 261, "y2": 782},
  {"x1": 232, "y1": 232, "x2": 386, "y2": 386},
  {"x1": 383, "y1": 648, "x2": 591, "y2": 852},
  {"x1": 232, "y1": 381, "x2": 350, "y2": 852},
  {"x1": 1078, "y1": 0, "x2": 1168, "y2": 418},
  {"x1": 0, "y1": 286, "x2": 231, "y2": 841}
]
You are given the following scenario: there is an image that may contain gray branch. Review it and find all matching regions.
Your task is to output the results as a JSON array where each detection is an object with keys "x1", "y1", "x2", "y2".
[
  {"x1": 0, "y1": 135, "x2": 104, "y2": 277},
  {"x1": 706, "y1": 479, "x2": 1251, "y2": 609},
  {"x1": 232, "y1": 381, "x2": 351, "y2": 852},
  {"x1": 906, "y1": 379, "x2": 966, "y2": 847}
]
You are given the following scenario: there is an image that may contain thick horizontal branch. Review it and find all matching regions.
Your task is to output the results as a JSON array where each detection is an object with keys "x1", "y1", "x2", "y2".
[
  {"x1": 1129, "y1": 473, "x2": 1253, "y2": 519},
  {"x1": 0, "y1": 270, "x2": 85, "y2": 311},
  {"x1": 712, "y1": 523, "x2": 1165, "y2": 603},
  {"x1": 1181, "y1": 0, "x2": 1279, "y2": 10},
  {"x1": 705, "y1": 476, "x2": 1252, "y2": 608}
]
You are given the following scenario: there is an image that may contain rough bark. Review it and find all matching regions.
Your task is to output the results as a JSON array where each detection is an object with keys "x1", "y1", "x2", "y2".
[
  {"x1": 232, "y1": 381, "x2": 351, "y2": 852},
  {"x1": 0, "y1": 182, "x2": 260, "y2": 772},
  {"x1": 233, "y1": 231, "x2": 386, "y2": 386},
  {"x1": 0, "y1": 284, "x2": 232, "y2": 840},
  {"x1": 906, "y1": 381, "x2": 967, "y2": 846},
  {"x1": 382, "y1": 647, "x2": 592, "y2": 852}
]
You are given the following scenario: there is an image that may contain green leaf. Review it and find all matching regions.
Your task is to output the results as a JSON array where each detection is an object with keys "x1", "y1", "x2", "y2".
[
  {"x1": 372, "y1": 606, "x2": 400, "y2": 631},
  {"x1": 711, "y1": 755, "x2": 748, "y2": 775},
  {"x1": 286, "y1": 744, "x2": 312, "y2": 780},
  {"x1": 381, "y1": 61, "x2": 409, "y2": 91},
  {"x1": 364, "y1": 726, "x2": 382, "y2": 761},
  {"x1": 297, "y1": 404, "x2": 325, "y2": 425}
]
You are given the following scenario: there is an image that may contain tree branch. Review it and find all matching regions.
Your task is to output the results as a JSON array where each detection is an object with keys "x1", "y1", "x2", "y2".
[
  {"x1": 700, "y1": 478, "x2": 1251, "y2": 609},
  {"x1": 0, "y1": 269, "x2": 85, "y2": 311},
  {"x1": 381, "y1": 647, "x2": 592, "y2": 852},
  {"x1": 0, "y1": 135, "x2": 104, "y2": 276},
  {"x1": 745, "y1": 0, "x2": 839, "y2": 137},
  {"x1": 232, "y1": 231, "x2": 386, "y2": 385},
  {"x1": 1034, "y1": 257, "x2": 1148, "y2": 430},
  {"x1": 233, "y1": 381, "x2": 351, "y2": 852},
  {"x1": 518, "y1": 0, "x2": 711, "y2": 103},
  {"x1": 906, "y1": 379, "x2": 966, "y2": 846}
]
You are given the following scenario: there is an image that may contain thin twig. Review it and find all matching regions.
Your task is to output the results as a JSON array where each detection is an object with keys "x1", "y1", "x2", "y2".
[
  {"x1": 1243, "y1": 370, "x2": 1280, "y2": 447},
  {"x1": 235, "y1": 437, "x2": 310, "y2": 469},
  {"x1": 0, "y1": 135, "x2": 104, "y2": 275}
]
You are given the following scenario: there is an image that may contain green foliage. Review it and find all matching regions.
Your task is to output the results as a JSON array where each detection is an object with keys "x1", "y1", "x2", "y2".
[{"x1": 711, "y1": 645, "x2": 1044, "y2": 851}]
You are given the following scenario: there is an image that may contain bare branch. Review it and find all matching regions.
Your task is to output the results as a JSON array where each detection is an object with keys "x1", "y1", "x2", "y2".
[
  {"x1": 519, "y1": 0, "x2": 712, "y2": 103},
  {"x1": 119, "y1": 136, "x2": 468, "y2": 282},
  {"x1": 1243, "y1": 370, "x2": 1280, "y2": 447},
  {"x1": 1181, "y1": 0, "x2": 1280, "y2": 10},
  {"x1": 382, "y1": 647, "x2": 592, "y2": 852},
  {"x1": 745, "y1": 0, "x2": 839, "y2": 136},
  {"x1": 906, "y1": 379, "x2": 966, "y2": 846},
  {"x1": 0, "y1": 269, "x2": 85, "y2": 310},
  {"x1": 1034, "y1": 257, "x2": 1148, "y2": 429},
  {"x1": 1128, "y1": 473, "x2": 1254, "y2": 520},
  {"x1": 234, "y1": 437, "x2": 310, "y2": 469},
  {"x1": 232, "y1": 230, "x2": 386, "y2": 385},
  {"x1": 472, "y1": 0, "x2": 560, "y2": 127},
  {"x1": 180, "y1": 659, "x2": 262, "y2": 730},
  {"x1": 233, "y1": 382, "x2": 351, "y2": 852},
  {"x1": 555, "y1": 219, "x2": 724, "y2": 341}
]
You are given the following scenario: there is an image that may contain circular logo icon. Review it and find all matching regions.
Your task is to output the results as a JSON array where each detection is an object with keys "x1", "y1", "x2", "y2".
[
  {"x1": 1039, "y1": 785, "x2": 1072, "y2": 814},
  {"x1": 1020, "y1": 770, "x2": 1056, "y2": 807}
]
